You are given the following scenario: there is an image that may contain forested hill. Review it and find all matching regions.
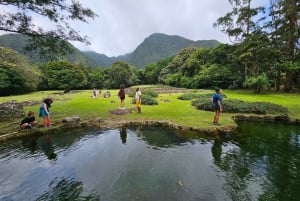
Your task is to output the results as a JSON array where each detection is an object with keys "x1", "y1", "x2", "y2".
[
  {"x1": 0, "y1": 34, "x2": 98, "y2": 67},
  {"x1": 82, "y1": 33, "x2": 220, "y2": 67},
  {"x1": 128, "y1": 33, "x2": 220, "y2": 67},
  {"x1": 0, "y1": 33, "x2": 220, "y2": 68},
  {"x1": 81, "y1": 51, "x2": 131, "y2": 67}
]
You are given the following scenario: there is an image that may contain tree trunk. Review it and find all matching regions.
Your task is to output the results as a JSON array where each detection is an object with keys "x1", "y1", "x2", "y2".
[{"x1": 283, "y1": 0, "x2": 297, "y2": 91}]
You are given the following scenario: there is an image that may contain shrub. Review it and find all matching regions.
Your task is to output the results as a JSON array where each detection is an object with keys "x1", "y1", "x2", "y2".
[
  {"x1": 191, "y1": 98, "x2": 288, "y2": 115},
  {"x1": 143, "y1": 90, "x2": 159, "y2": 98},
  {"x1": 243, "y1": 74, "x2": 270, "y2": 93},
  {"x1": 131, "y1": 94, "x2": 158, "y2": 105},
  {"x1": 178, "y1": 93, "x2": 227, "y2": 100},
  {"x1": 128, "y1": 89, "x2": 158, "y2": 98}
]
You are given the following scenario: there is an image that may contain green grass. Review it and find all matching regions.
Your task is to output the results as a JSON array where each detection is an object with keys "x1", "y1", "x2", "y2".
[
  {"x1": 0, "y1": 87, "x2": 299, "y2": 135},
  {"x1": 223, "y1": 90, "x2": 300, "y2": 119}
]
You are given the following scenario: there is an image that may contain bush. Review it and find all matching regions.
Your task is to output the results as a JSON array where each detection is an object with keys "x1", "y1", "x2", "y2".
[
  {"x1": 191, "y1": 98, "x2": 288, "y2": 115},
  {"x1": 178, "y1": 93, "x2": 227, "y2": 100},
  {"x1": 131, "y1": 94, "x2": 158, "y2": 105},
  {"x1": 243, "y1": 74, "x2": 270, "y2": 93},
  {"x1": 128, "y1": 89, "x2": 158, "y2": 98}
]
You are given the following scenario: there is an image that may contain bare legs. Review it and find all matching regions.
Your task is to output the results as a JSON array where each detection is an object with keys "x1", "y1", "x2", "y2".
[
  {"x1": 43, "y1": 116, "x2": 51, "y2": 127},
  {"x1": 213, "y1": 110, "x2": 221, "y2": 125},
  {"x1": 120, "y1": 99, "x2": 125, "y2": 109}
]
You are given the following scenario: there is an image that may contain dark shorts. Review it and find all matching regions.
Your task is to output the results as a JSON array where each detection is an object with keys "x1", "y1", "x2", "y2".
[{"x1": 213, "y1": 104, "x2": 220, "y2": 111}]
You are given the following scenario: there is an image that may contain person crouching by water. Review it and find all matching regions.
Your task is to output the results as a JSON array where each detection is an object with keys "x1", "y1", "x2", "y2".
[
  {"x1": 135, "y1": 87, "x2": 142, "y2": 113},
  {"x1": 118, "y1": 84, "x2": 126, "y2": 109},
  {"x1": 20, "y1": 111, "x2": 37, "y2": 129},
  {"x1": 39, "y1": 98, "x2": 53, "y2": 127},
  {"x1": 212, "y1": 88, "x2": 223, "y2": 126}
]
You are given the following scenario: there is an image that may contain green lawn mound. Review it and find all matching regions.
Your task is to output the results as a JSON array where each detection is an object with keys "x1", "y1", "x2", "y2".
[{"x1": 191, "y1": 98, "x2": 288, "y2": 115}]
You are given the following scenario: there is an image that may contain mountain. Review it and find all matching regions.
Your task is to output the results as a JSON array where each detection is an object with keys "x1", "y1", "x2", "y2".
[
  {"x1": 128, "y1": 33, "x2": 220, "y2": 67},
  {"x1": 0, "y1": 34, "x2": 98, "y2": 67},
  {"x1": 82, "y1": 51, "x2": 113, "y2": 67},
  {"x1": 81, "y1": 51, "x2": 131, "y2": 67},
  {"x1": 0, "y1": 33, "x2": 221, "y2": 68}
]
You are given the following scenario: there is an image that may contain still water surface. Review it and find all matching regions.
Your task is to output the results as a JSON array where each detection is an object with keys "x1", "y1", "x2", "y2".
[{"x1": 0, "y1": 122, "x2": 299, "y2": 201}]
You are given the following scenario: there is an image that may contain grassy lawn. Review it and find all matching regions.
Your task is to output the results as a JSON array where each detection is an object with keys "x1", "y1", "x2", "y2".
[
  {"x1": 223, "y1": 90, "x2": 300, "y2": 119},
  {"x1": 0, "y1": 87, "x2": 299, "y2": 135}
]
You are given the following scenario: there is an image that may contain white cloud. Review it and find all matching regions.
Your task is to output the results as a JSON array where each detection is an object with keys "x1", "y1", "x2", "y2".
[{"x1": 1, "y1": 0, "x2": 270, "y2": 57}]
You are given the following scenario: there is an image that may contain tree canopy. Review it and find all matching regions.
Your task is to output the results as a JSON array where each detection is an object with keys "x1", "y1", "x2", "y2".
[
  {"x1": 0, "y1": 0, "x2": 97, "y2": 58},
  {"x1": 0, "y1": 46, "x2": 40, "y2": 95}
]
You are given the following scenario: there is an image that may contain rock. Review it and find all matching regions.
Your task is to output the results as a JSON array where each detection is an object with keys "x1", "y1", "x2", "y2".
[
  {"x1": 62, "y1": 116, "x2": 80, "y2": 123},
  {"x1": 0, "y1": 101, "x2": 24, "y2": 121}
]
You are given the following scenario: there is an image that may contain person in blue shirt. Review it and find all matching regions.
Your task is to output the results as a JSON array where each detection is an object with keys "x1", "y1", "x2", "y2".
[
  {"x1": 212, "y1": 88, "x2": 223, "y2": 125},
  {"x1": 39, "y1": 98, "x2": 53, "y2": 127}
]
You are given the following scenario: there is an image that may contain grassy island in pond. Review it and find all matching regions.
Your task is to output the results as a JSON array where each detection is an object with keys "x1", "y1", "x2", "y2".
[{"x1": 0, "y1": 86, "x2": 299, "y2": 138}]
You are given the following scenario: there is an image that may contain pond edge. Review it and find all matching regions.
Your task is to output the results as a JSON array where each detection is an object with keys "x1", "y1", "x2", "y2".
[{"x1": 0, "y1": 114, "x2": 299, "y2": 142}]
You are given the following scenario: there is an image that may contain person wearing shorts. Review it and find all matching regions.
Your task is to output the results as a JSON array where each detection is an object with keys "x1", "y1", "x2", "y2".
[{"x1": 212, "y1": 88, "x2": 223, "y2": 125}]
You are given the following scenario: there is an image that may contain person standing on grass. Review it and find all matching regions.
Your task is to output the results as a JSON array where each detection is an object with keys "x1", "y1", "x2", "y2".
[
  {"x1": 212, "y1": 88, "x2": 223, "y2": 125},
  {"x1": 118, "y1": 84, "x2": 126, "y2": 109},
  {"x1": 135, "y1": 87, "x2": 142, "y2": 113},
  {"x1": 39, "y1": 98, "x2": 53, "y2": 127}
]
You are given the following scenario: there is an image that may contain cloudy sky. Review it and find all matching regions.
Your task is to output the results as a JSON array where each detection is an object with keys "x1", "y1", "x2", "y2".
[
  {"x1": 1, "y1": 0, "x2": 269, "y2": 57},
  {"x1": 70, "y1": 0, "x2": 269, "y2": 57}
]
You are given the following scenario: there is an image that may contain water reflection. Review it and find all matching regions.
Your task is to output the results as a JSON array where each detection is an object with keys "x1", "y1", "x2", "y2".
[
  {"x1": 119, "y1": 127, "x2": 127, "y2": 144},
  {"x1": 36, "y1": 177, "x2": 99, "y2": 201},
  {"x1": 211, "y1": 138, "x2": 222, "y2": 165},
  {"x1": 21, "y1": 137, "x2": 38, "y2": 154},
  {"x1": 21, "y1": 134, "x2": 57, "y2": 160},
  {"x1": 139, "y1": 127, "x2": 187, "y2": 148},
  {"x1": 39, "y1": 134, "x2": 57, "y2": 160},
  {"x1": 213, "y1": 122, "x2": 300, "y2": 201},
  {"x1": 0, "y1": 123, "x2": 299, "y2": 201},
  {"x1": 136, "y1": 126, "x2": 142, "y2": 137}
]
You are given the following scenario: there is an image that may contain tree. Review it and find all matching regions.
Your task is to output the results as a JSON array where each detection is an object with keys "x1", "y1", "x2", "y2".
[
  {"x1": 193, "y1": 64, "x2": 232, "y2": 89},
  {"x1": 87, "y1": 67, "x2": 105, "y2": 89},
  {"x1": 0, "y1": 46, "x2": 40, "y2": 95},
  {"x1": 0, "y1": 0, "x2": 97, "y2": 58},
  {"x1": 45, "y1": 60, "x2": 87, "y2": 91},
  {"x1": 267, "y1": 0, "x2": 299, "y2": 91},
  {"x1": 213, "y1": 0, "x2": 264, "y2": 42},
  {"x1": 243, "y1": 73, "x2": 270, "y2": 93},
  {"x1": 234, "y1": 32, "x2": 275, "y2": 78},
  {"x1": 144, "y1": 57, "x2": 173, "y2": 84},
  {"x1": 104, "y1": 61, "x2": 133, "y2": 89},
  {"x1": 159, "y1": 48, "x2": 197, "y2": 82}
]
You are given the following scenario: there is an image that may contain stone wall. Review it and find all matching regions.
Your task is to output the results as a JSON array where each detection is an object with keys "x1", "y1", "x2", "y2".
[{"x1": 0, "y1": 101, "x2": 25, "y2": 122}]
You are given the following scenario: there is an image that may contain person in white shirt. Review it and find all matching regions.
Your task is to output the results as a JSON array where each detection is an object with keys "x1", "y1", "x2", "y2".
[{"x1": 135, "y1": 88, "x2": 142, "y2": 113}]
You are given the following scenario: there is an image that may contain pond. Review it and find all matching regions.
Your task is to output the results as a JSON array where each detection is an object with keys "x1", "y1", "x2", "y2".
[{"x1": 0, "y1": 122, "x2": 299, "y2": 201}]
